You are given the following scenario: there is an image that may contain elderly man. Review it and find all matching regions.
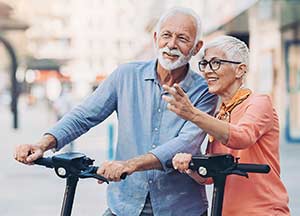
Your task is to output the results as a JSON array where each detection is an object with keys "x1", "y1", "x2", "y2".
[{"x1": 14, "y1": 7, "x2": 217, "y2": 216}]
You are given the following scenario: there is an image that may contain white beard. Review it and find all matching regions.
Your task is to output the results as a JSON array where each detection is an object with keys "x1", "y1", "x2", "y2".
[{"x1": 157, "y1": 45, "x2": 194, "y2": 71}]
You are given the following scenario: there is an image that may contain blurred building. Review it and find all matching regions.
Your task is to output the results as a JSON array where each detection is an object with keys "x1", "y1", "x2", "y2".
[
  {"x1": 0, "y1": 1, "x2": 29, "y2": 128},
  {"x1": 4, "y1": 0, "x2": 163, "y2": 97},
  {"x1": 0, "y1": 1, "x2": 27, "y2": 97},
  {"x1": 2, "y1": 0, "x2": 203, "y2": 96}
]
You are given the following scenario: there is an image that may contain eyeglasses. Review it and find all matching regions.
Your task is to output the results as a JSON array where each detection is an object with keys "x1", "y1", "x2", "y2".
[{"x1": 198, "y1": 58, "x2": 242, "y2": 72}]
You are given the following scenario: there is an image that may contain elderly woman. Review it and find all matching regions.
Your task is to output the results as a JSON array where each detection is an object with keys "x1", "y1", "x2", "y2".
[{"x1": 162, "y1": 36, "x2": 290, "y2": 215}]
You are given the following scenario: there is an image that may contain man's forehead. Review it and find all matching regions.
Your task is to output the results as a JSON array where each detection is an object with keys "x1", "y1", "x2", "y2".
[{"x1": 160, "y1": 13, "x2": 197, "y2": 34}]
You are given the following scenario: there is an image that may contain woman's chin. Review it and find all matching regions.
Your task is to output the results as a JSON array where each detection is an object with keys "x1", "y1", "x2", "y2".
[{"x1": 208, "y1": 86, "x2": 218, "y2": 94}]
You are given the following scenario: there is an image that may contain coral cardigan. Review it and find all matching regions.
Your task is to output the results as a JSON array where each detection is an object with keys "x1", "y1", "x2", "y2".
[{"x1": 206, "y1": 93, "x2": 290, "y2": 216}]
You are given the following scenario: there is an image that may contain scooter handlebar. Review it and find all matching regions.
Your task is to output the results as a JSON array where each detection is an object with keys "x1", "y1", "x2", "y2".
[
  {"x1": 165, "y1": 158, "x2": 271, "y2": 175},
  {"x1": 34, "y1": 155, "x2": 127, "y2": 182},
  {"x1": 34, "y1": 157, "x2": 54, "y2": 168},
  {"x1": 235, "y1": 163, "x2": 270, "y2": 174},
  {"x1": 166, "y1": 160, "x2": 173, "y2": 169}
]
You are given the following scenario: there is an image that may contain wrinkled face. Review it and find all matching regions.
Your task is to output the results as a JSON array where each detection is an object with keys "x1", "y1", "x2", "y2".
[
  {"x1": 155, "y1": 13, "x2": 197, "y2": 70},
  {"x1": 201, "y1": 48, "x2": 238, "y2": 95}
]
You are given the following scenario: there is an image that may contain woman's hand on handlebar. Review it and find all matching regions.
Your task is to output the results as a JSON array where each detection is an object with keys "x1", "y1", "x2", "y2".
[
  {"x1": 14, "y1": 144, "x2": 44, "y2": 165},
  {"x1": 172, "y1": 153, "x2": 208, "y2": 184},
  {"x1": 172, "y1": 153, "x2": 192, "y2": 172}
]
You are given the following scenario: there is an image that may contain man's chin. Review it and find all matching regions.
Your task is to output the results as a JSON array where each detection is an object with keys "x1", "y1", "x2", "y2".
[
  {"x1": 161, "y1": 65, "x2": 182, "y2": 71},
  {"x1": 159, "y1": 61, "x2": 187, "y2": 71},
  {"x1": 159, "y1": 62, "x2": 179, "y2": 71}
]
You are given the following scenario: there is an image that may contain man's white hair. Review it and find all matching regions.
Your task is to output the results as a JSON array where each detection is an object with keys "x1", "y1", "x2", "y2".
[
  {"x1": 201, "y1": 35, "x2": 250, "y2": 68},
  {"x1": 155, "y1": 7, "x2": 203, "y2": 45}
]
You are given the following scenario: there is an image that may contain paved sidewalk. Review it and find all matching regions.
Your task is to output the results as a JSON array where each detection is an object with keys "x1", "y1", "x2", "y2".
[{"x1": 1, "y1": 99, "x2": 299, "y2": 215}]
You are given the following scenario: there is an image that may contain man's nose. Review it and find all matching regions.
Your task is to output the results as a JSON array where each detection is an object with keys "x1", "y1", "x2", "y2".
[{"x1": 167, "y1": 36, "x2": 177, "y2": 49}]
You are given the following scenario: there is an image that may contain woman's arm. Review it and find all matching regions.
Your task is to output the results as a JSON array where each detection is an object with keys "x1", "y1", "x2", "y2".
[
  {"x1": 162, "y1": 84, "x2": 229, "y2": 144},
  {"x1": 163, "y1": 84, "x2": 274, "y2": 150}
]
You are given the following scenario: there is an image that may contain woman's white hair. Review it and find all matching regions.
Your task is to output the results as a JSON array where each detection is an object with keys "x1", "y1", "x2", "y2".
[
  {"x1": 155, "y1": 7, "x2": 202, "y2": 45},
  {"x1": 202, "y1": 35, "x2": 250, "y2": 68}
]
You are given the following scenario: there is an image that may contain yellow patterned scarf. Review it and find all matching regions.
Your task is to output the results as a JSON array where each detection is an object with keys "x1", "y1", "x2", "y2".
[{"x1": 208, "y1": 88, "x2": 252, "y2": 143}]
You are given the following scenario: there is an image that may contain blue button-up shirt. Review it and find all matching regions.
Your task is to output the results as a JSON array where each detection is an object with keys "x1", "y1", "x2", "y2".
[{"x1": 47, "y1": 60, "x2": 217, "y2": 216}]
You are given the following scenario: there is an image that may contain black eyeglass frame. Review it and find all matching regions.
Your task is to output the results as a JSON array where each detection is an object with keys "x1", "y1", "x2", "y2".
[{"x1": 198, "y1": 58, "x2": 242, "y2": 72}]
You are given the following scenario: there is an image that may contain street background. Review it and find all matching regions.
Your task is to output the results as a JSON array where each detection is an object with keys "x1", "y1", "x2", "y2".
[{"x1": 1, "y1": 0, "x2": 300, "y2": 215}]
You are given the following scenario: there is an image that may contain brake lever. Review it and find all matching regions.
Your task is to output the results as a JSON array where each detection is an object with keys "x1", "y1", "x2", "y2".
[
  {"x1": 220, "y1": 168, "x2": 249, "y2": 178},
  {"x1": 78, "y1": 167, "x2": 109, "y2": 184}
]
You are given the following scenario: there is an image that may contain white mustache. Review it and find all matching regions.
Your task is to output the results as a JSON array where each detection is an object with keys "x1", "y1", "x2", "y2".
[{"x1": 160, "y1": 47, "x2": 183, "y2": 57}]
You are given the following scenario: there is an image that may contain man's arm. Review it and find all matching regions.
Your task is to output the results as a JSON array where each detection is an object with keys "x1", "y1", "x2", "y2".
[
  {"x1": 14, "y1": 68, "x2": 120, "y2": 164},
  {"x1": 45, "y1": 68, "x2": 119, "y2": 151},
  {"x1": 96, "y1": 153, "x2": 162, "y2": 182}
]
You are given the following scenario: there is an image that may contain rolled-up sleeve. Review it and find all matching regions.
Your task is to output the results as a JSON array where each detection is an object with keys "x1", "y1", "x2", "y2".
[
  {"x1": 151, "y1": 92, "x2": 218, "y2": 172},
  {"x1": 225, "y1": 95, "x2": 274, "y2": 150},
  {"x1": 47, "y1": 69, "x2": 119, "y2": 150}
]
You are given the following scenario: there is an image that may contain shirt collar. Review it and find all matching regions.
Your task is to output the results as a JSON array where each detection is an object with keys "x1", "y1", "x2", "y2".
[
  {"x1": 178, "y1": 64, "x2": 193, "y2": 93},
  {"x1": 143, "y1": 59, "x2": 194, "y2": 93},
  {"x1": 143, "y1": 60, "x2": 157, "y2": 81}
]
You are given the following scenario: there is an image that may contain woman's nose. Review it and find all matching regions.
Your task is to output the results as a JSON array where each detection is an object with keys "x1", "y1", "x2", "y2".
[{"x1": 202, "y1": 66, "x2": 214, "y2": 74}]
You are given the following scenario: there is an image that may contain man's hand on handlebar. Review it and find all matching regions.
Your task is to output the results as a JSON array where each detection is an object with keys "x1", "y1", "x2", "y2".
[
  {"x1": 14, "y1": 134, "x2": 57, "y2": 165},
  {"x1": 14, "y1": 144, "x2": 44, "y2": 165},
  {"x1": 96, "y1": 160, "x2": 136, "y2": 183}
]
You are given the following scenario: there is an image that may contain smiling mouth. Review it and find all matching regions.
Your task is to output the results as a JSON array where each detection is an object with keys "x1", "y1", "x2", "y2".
[
  {"x1": 163, "y1": 52, "x2": 179, "y2": 58},
  {"x1": 206, "y1": 78, "x2": 219, "y2": 83}
]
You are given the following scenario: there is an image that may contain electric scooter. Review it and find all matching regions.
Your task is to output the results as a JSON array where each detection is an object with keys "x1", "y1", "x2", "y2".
[
  {"x1": 34, "y1": 152, "x2": 113, "y2": 216},
  {"x1": 33, "y1": 152, "x2": 270, "y2": 216},
  {"x1": 166, "y1": 153, "x2": 270, "y2": 216}
]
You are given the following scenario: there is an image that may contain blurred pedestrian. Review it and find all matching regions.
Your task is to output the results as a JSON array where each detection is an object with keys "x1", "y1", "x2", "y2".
[
  {"x1": 52, "y1": 85, "x2": 74, "y2": 152},
  {"x1": 53, "y1": 86, "x2": 73, "y2": 120}
]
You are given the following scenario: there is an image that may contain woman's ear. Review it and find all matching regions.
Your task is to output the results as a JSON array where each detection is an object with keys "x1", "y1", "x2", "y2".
[{"x1": 236, "y1": 64, "x2": 247, "y2": 79}]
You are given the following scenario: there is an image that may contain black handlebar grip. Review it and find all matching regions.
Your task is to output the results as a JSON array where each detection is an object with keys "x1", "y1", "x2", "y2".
[
  {"x1": 120, "y1": 172, "x2": 128, "y2": 180},
  {"x1": 236, "y1": 164, "x2": 270, "y2": 174},
  {"x1": 34, "y1": 157, "x2": 54, "y2": 168},
  {"x1": 166, "y1": 160, "x2": 173, "y2": 168}
]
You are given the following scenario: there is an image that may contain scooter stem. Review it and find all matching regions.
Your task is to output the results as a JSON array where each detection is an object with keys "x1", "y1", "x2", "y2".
[{"x1": 61, "y1": 175, "x2": 79, "y2": 216}]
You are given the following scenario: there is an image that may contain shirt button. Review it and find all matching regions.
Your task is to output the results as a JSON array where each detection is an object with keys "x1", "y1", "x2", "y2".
[
  {"x1": 149, "y1": 180, "x2": 153, "y2": 184},
  {"x1": 158, "y1": 109, "x2": 161, "y2": 112},
  {"x1": 154, "y1": 127, "x2": 158, "y2": 131},
  {"x1": 152, "y1": 144, "x2": 156, "y2": 148}
]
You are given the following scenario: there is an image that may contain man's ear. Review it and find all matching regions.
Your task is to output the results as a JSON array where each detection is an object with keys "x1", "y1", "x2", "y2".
[
  {"x1": 153, "y1": 32, "x2": 157, "y2": 43},
  {"x1": 236, "y1": 64, "x2": 247, "y2": 79},
  {"x1": 193, "y1": 40, "x2": 204, "y2": 56}
]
